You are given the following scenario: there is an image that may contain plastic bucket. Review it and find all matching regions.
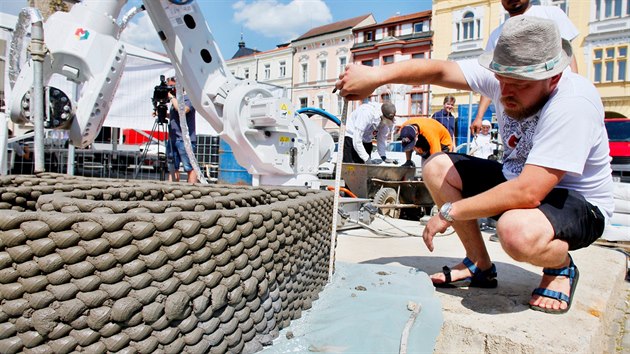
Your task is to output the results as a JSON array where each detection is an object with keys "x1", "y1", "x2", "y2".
[{"x1": 218, "y1": 140, "x2": 252, "y2": 185}]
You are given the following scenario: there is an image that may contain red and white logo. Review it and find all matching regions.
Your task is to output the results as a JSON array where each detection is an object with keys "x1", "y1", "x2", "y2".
[{"x1": 507, "y1": 133, "x2": 521, "y2": 149}]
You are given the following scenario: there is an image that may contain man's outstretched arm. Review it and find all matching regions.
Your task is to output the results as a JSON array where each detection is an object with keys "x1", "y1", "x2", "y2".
[{"x1": 335, "y1": 59, "x2": 471, "y2": 101}]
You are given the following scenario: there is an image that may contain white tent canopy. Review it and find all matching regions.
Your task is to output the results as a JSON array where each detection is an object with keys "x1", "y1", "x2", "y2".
[{"x1": 106, "y1": 44, "x2": 218, "y2": 136}]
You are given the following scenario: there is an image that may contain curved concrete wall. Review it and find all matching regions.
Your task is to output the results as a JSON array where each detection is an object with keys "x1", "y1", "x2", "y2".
[{"x1": 0, "y1": 174, "x2": 333, "y2": 354}]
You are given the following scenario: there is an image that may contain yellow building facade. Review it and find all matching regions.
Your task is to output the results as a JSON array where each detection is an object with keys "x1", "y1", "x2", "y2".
[{"x1": 431, "y1": 0, "x2": 629, "y2": 120}]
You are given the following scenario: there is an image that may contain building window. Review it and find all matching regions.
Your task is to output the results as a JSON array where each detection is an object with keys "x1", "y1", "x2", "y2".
[
  {"x1": 550, "y1": 0, "x2": 568, "y2": 13},
  {"x1": 339, "y1": 57, "x2": 347, "y2": 75},
  {"x1": 387, "y1": 26, "x2": 396, "y2": 37},
  {"x1": 462, "y1": 12, "x2": 475, "y2": 40},
  {"x1": 362, "y1": 59, "x2": 374, "y2": 67},
  {"x1": 455, "y1": 11, "x2": 481, "y2": 42},
  {"x1": 413, "y1": 22, "x2": 423, "y2": 33},
  {"x1": 317, "y1": 95, "x2": 324, "y2": 109},
  {"x1": 606, "y1": 48, "x2": 615, "y2": 81},
  {"x1": 244, "y1": 68, "x2": 249, "y2": 79},
  {"x1": 364, "y1": 31, "x2": 374, "y2": 42},
  {"x1": 299, "y1": 97, "x2": 308, "y2": 108},
  {"x1": 383, "y1": 55, "x2": 394, "y2": 65},
  {"x1": 595, "y1": 0, "x2": 628, "y2": 19},
  {"x1": 301, "y1": 63, "x2": 308, "y2": 83},
  {"x1": 381, "y1": 94, "x2": 390, "y2": 102},
  {"x1": 319, "y1": 60, "x2": 327, "y2": 81},
  {"x1": 279, "y1": 61, "x2": 286, "y2": 77},
  {"x1": 410, "y1": 93, "x2": 423, "y2": 115},
  {"x1": 618, "y1": 46, "x2": 628, "y2": 81},
  {"x1": 412, "y1": 53, "x2": 425, "y2": 59},
  {"x1": 264, "y1": 64, "x2": 270, "y2": 80},
  {"x1": 593, "y1": 45, "x2": 628, "y2": 82}
]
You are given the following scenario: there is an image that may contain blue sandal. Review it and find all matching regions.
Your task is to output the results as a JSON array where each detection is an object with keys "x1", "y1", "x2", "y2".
[
  {"x1": 530, "y1": 255, "x2": 579, "y2": 314},
  {"x1": 434, "y1": 257, "x2": 498, "y2": 288}
]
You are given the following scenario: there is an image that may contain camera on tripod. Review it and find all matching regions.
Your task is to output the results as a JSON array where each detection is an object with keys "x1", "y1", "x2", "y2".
[{"x1": 152, "y1": 75, "x2": 175, "y2": 124}]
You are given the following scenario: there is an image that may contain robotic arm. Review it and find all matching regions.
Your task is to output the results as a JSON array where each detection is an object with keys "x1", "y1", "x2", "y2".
[
  {"x1": 142, "y1": 1, "x2": 333, "y2": 186},
  {"x1": 9, "y1": 0, "x2": 333, "y2": 186},
  {"x1": 9, "y1": 1, "x2": 128, "y2": 148}
]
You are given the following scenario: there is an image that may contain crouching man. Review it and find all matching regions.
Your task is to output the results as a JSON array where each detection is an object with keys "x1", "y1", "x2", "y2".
[{"x1": 335, "y1": 16, "x2": 613, "y2": 314}]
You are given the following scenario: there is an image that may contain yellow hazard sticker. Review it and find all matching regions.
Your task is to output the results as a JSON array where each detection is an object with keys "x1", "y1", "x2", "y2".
[
  {"x1": 280, "y1": 103, "x2": 288, "y2": 110},
  {"x1": 279, "y1": 136, "x2": 290, "y2": 143}
]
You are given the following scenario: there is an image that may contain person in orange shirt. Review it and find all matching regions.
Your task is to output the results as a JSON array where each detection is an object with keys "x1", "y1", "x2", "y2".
[{"x1": 399, "y1": 117, "x2": 453, "y2": 167}]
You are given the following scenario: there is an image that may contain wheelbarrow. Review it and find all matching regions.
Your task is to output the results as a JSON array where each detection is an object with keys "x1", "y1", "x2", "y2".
[{"x1": 340, "y1": 163, "x2": 435, "y2": 220}]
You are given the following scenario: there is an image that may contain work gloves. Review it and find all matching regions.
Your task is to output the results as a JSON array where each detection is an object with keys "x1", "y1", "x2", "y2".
[
  {"x1": 381, "y1": 156, "x2": 398, "y2": 165},
  {"x1": 401, "y1": 160, "x2": 415, "y2": 168}
]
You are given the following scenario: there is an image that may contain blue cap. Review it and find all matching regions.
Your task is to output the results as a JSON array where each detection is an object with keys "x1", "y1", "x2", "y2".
[{"x1": 400, "y1": 125, "x2": 417, "y2": 152}]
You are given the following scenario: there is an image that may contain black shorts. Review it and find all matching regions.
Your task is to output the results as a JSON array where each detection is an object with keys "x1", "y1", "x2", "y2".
[{"x1": 446, "y1": 153, "x2": 605, "y2": 250}]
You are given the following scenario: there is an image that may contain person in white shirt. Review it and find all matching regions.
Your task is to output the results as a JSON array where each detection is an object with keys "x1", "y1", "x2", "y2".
[
  {"x1": 470, "y1": 0, "x2": 579, "y2": 135},
  {"x1": 335, "y1": 16, "x2": 613, "y2": 314},
  {"x1": 470, "y1": 120, "x2": 497, "y2": 159},
  {"x1": 343, "y1": 101, "x2": 396, "y2": 164}
]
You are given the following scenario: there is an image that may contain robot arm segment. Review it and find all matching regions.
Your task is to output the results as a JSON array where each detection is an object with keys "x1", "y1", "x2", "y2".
[
  {"x1": 9, "y1": 1, "x2": 128, "y2": 148},
  {"x1": 142, "y1": 1, "x2": 333, "y2": 185}
]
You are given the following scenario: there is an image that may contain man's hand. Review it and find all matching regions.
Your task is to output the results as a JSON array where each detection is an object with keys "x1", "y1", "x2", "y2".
[
  {"x1": 335, "y1": 63, "x2": 382, "y2": 101},
  {"x1": 422, "y1": 214, "x2": 451, "y2": 252},
  {"x1": 366, "y1": 158, "x2": 382, "y2": 165},
  {"x1": 381, "y1": 156, "x2": 397, "y2": 164},
  {"x1": 470, "y1": 116, "x2": 483, "y2": 135},
  {"x1": 401, "y1": 160, "x2": 415, "y2": 168}
]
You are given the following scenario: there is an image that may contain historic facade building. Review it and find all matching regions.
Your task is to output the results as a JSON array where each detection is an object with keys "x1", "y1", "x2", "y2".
[
  {"x1": 290, "y1": 14, "x2": 376, "y2": 132},
  {"x1": 432, "y1": 0, "x2": 629, "y2": 124},
  {"x1": 350, "y1": 10, "x2": 433, "y2": 124},
  {"x1": 225, "y1": 38, "x2": 294, "y2": 99}
]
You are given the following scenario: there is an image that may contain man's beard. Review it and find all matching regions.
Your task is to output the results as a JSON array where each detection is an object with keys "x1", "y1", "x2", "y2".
[
  {"x1": 506, "y1": 0, "x2": 528, "y2": 15},
  {"x1": 501, "y1": 94, "x2": 548, "y2": 120}
]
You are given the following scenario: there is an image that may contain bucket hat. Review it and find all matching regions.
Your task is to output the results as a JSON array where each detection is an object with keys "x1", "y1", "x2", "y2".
[{"x1": 478, "y1": 16, "x2": 572, "y2": 81}]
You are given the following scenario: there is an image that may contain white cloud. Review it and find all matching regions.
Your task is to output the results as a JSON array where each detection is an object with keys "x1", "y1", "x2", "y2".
[
  {"x1": 233, "y1": 0, "x2": 332, "y2": 42},
  {"x1": 119, "y1": 12, "x2": 164, "y2": 53}
]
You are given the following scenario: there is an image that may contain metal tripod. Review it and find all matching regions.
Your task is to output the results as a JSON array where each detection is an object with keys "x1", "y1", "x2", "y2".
[{"x1": 134, "y1": 118, "x2": 168, "y2": 180}]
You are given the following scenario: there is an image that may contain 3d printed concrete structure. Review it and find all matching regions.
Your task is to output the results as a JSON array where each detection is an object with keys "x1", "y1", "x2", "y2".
[{"x1": 0, "y1": 174, "x2": 333, "y2": 353}]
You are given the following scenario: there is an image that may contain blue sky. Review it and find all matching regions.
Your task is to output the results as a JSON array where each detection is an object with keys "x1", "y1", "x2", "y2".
[{"x1": 2, "y1": 0, "x2": 432, "y2": 57}]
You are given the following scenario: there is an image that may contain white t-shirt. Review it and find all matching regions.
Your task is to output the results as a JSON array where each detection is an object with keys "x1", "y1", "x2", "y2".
[
  {"x1": 486, "y1": 6, "x2": 579, "y2": 51},
  {"x1": 345, "y1": 102, "x2": 392, "y2": 162},
  {"x1": 471, "y1": 133, "x2": 497, "y2": 159},
  {"x1": 460, "y1": 60, "x2": 614, "y2": 219}
]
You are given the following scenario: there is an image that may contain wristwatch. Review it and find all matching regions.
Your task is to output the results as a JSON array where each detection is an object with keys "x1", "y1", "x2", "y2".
[{"x1": 439, "y1": 202, "x2": 454, "y2": 222}]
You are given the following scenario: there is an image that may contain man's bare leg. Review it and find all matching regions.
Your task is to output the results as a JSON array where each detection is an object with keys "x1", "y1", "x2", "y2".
[
  {"x1": 498, "y1": 209, "x2": 572, "y2": 311},
  {"x1": 187, "y1": 169, "x2": 197, "y2": 184},
  {"x1": 422, "y1": 154, "x2": 493, "y2": 282}
]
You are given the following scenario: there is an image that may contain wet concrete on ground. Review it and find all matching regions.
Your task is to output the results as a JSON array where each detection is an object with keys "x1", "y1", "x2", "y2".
[{"x1": 335, "y1": 218, "x2": 629, "y2": 353}]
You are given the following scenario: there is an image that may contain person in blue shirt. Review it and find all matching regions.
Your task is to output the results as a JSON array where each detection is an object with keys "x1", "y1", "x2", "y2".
[
  {"x1": 166, "y1": 77, "x2": 197, "y2": 184},
  {"x1": 432, "y1": 95, "x2": 456, "y2": 142}
]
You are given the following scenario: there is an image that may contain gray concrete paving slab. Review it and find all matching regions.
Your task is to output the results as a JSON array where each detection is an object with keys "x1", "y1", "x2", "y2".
[{"x1": 334, "y1": 218, "x2": 629, "y2": 353}]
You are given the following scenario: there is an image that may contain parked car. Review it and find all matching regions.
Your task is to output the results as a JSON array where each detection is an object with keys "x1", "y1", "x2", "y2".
[
  {"x1": 605, "y1": 118, "x2": 630, "y2": 165},
  {"x1": 317, "y1": 141, "x2": 424, "y2": 179},
  {"x1": 318, "y1": 143, "x2": 338, "y2": 179},
  {"x1": 605, "y1": 118, "x2": 630, "y2": 182}
]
